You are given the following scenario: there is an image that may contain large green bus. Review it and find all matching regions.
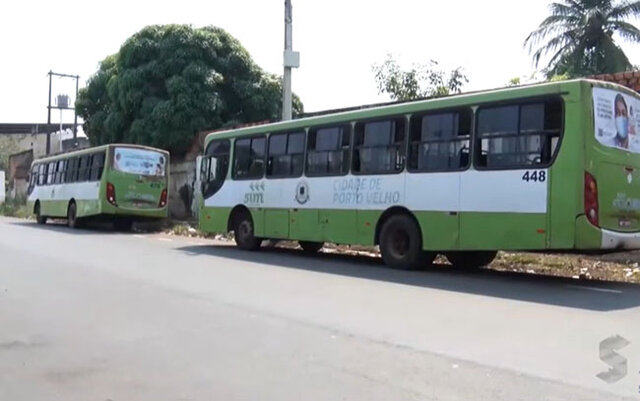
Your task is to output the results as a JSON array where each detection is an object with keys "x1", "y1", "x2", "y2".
[
  {"x1": 198, "y1": 79, "x2": 640, "y2": 269},
  {"x1": 27, "y1": 144, "x2": 169, "y2": 230}
]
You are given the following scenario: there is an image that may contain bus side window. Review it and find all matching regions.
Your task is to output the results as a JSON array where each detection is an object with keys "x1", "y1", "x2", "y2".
[
  {"x1": 267, "y1": 131, "x2": 305, "y2": 178},
  {"x1": 306, "y1": 125, "x2": 351, "y2": 177},
  {"x1": 475, "y1": 98, "x2": 562, "y2": 169},
  {"x1": 55, "y1": 160, "x2": 66, "y2": 184},
  {"x1": 233, "y1": 137, "x2": 265, "y2": 179},
  {"x1": 353, "y1": 118, "x2": 405, "y2": 174},
  {"x1": 38, "y1": 163, "x2": 47, "y2": 186},
  {"x1": 91, "y1": 152, "x2": 105, "y2": 181},
  {"x1": 28, "y1": 165, "x2": 38, "y2": 194},
  {"x1": 408, "y1": 109, "x2": 471, "y2": 172},
  {"x1": 77, "y1": 155, "x2": 90, "y2": 182},
  {"x1": 85, "y1": 155, "x2": 94, "y2": 181},
  {"x1": 66, "y1": 158, "x2": 77, "y2": 183},
  {"x1": 47, "y1": 162, "x2": 56, "y2": 185}
]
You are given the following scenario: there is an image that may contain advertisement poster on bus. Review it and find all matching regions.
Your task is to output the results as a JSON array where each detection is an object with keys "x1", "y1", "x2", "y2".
[
  {"x1": 593, "y1": 87, "x2": 640, "y2": 153},
  {"x1": 113, "y1": 147, "x2": 166, "y2": 177}
]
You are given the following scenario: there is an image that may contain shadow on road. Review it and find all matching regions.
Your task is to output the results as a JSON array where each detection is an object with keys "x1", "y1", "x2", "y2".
[
  {"x1": 8, "y1": 219, "x2": 165, "y2": 235},
  {"x1": 177, "y1": 243, "x2": 640, "y2": 312},
  {"x1": 10, "y1": 220, "x2": 121, "y2": 235}
]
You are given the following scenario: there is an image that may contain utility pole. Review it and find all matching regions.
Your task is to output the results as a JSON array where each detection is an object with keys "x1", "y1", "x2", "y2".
[
  {"x1": 45, "y1": 71, "x2": 80, "y2": 155},
  {"x1": 46, "y1": 71, "x2": 52, "y2": 155},
  {"x1": 282, "y1": 0, "x2": 300, "y2": 121},
  {"x1": 73, "y1": 77, "x2": 79, "y2": 140}
]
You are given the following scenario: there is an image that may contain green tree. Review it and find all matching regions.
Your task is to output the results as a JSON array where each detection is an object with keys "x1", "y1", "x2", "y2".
[
  {"x1": 76, "y1": 25, "x2": 303, "y2": 156},
  {"x1": 507, "y1": 77, "x2": 522, "y2": 87},
  {"x1": 372, "y1": 55, "x2": 468, "y2": 101},
  {"x1": 525, "y1": 0, "x2": 640, "y2": 78}
]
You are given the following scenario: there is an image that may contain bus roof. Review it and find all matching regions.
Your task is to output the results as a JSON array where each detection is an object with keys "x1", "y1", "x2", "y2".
[
  {"x1": 203, "y1": 78, "x2": 637, "y2": 144},
  {"x1": 32, "y1": 143, "x2": 169, "y2": 165}
]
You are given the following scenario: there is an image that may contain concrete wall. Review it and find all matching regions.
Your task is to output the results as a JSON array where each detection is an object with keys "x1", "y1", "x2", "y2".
[
  {"x1": 0, "y1": 133, "x2": 62, "y2": 160},
  {"x1": 10, "y1": 179, "x2": 27, "y2": 200},
  {"x1": 0, "y1": 171, "x2": 5, "y2": 205},
  {"x1": 168, "y1": 160, "x2": 197, "y2": 220}
]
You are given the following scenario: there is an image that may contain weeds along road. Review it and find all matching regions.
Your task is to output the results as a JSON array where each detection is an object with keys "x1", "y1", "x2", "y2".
[{"x1": 0, "y1": 216, "x2": 638, "y2": 400}]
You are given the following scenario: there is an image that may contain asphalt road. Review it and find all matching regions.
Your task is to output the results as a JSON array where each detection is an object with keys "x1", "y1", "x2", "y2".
[{"x1": 0, "y1": 216, "x2": 638, "y2": 401}]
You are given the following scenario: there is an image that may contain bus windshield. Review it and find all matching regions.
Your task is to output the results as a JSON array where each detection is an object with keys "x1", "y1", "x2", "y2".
[
  {"x1": 593, "y1": 87, "x2": 640, "y2": 153},
  {"x1": 113, "y1": 147, "x2": 167, "y2": 176}
]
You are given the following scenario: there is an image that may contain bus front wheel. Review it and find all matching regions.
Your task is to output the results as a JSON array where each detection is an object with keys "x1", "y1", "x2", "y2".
[
  {"x1": 35, "y1": 202, "x2": 47, "y2": 225},
  {"x1": 446, "y1": 251, "x2": 497, "y2": 270},
  {"x1": 379, "y1": 214, "x2": 423, "y2": 270},
  {"x1": 233, "y1": 212, "x2": 261, "y2": 251}
]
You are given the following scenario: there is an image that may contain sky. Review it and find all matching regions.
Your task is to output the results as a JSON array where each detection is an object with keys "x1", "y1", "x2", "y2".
[{"x1": 2, "y1": 0, "x2": 640, "y2": 125}]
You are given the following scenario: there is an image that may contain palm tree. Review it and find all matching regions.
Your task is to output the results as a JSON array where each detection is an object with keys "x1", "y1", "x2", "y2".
[{"x1": 525, "y1": 1, "x2": 640, "y2": 77}]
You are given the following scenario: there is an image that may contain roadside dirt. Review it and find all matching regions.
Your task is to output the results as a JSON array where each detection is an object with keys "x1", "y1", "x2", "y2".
[{"x1": 163, "y1": 222, "x2": 640, "y2": 284}]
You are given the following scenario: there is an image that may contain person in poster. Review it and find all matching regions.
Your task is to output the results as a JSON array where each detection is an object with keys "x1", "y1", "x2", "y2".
[{"x1": 612, "y1": 94, "x2": 634, "y2": 149}]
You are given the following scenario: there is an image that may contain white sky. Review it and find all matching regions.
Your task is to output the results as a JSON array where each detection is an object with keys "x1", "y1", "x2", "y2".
[{"x1": 2, "y1": 0, "x2": 640, "y2": 124}]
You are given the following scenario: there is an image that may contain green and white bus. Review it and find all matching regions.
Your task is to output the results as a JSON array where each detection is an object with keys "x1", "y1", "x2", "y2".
[
  {"x1": 27, "y1": 144, "x2": 169, "y2": 230},
  {"x1": 198, "y1": 79, "x2": 640, "y2": 269}
]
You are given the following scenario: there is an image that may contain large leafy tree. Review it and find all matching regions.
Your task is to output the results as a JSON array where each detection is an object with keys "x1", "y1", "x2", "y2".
[
  {"x1": 525, "y1": 0, "x2": 640, "y2": 78},
  {"x1": 372, "y1": 54, "x2": 468, "y2": 101},
  {"x1": 77, "y1": 25, "x2": 302, "y2": 156}
]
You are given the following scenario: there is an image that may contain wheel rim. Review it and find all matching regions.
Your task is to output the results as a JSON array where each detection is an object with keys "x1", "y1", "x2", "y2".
[
  {"x1": 238, "y1": 220, "x2": 252, "y2": 242},
  {"x1": 388, "y1": 228, "x2": 410, "y2": 259}
]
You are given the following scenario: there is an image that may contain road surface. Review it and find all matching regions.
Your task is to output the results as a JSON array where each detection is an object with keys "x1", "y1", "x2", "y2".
[{"x1": 0, "y1": 216, "x2": 638, "y2": 400}]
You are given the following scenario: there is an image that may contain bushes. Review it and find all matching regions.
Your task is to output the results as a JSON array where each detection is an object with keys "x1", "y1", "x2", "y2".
[{"x1": 0, "y1": 196, "x2": 30, "y2": 219}]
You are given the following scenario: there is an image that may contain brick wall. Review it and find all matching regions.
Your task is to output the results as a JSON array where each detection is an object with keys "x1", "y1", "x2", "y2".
[{"x1": 590, "y1": 71, "x2": 640, "y2": 92}]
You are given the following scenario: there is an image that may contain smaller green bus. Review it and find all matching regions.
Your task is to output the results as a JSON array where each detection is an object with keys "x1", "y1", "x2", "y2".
[{"x1": 27, "y1": 144, "x2": 169, "y2": 229}]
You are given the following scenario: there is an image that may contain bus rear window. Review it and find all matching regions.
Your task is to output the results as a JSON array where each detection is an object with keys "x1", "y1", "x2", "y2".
[{"x1": 113, "y1": 147, "x2": 167, "y2": 176}]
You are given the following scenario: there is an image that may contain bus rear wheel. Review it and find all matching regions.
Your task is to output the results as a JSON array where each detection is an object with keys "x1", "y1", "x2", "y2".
[
  {"x1": 379, "y1": 214, "x2": 424, "y2": 270},
  {"x1": 233, "y1": 211, "x2": 261, "y2": 251},
  {"x1": 67, "y1": 202, "x2": 81, "y2": 229},
  {"x1": 446, "y1": 251, "x2": 497, "y2": 270},
  {"x1": 35, "y1": 202, "x2": 47, "y2": 225},
  {"x1": 299, "y1": 241, "x2": 324, "y2": 253}
]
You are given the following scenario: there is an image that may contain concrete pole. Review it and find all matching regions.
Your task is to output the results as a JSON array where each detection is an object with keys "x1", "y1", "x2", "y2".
[
  {"x1": 73, "y1": 75, "x2": 79, "y2": 140},
  {"x1": 46, "y1": 71, "x2": 52, "y2": 155},
  {"x1": 282, "y1": 0, "x2": 293, "y2": 121}
]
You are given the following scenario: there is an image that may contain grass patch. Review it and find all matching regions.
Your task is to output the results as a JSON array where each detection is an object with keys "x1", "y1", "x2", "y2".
[{"x1": 0, "y1": 197, "x2": 31, "y2": 219}]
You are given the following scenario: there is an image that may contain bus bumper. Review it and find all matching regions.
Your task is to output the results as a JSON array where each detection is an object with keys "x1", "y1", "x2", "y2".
[{"x1": 601, "y1": 229, "x2": 640, "y2": 250}]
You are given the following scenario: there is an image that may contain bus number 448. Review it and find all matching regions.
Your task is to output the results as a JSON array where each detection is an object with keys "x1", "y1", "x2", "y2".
[{"x1": 522, "y1": 170, "x2": 546, "y2": 182}]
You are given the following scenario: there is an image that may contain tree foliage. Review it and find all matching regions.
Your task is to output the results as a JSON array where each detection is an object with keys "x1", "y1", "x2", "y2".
[
  {"x1": 372, "y1": 55, "x2": 468, "y2": 101},
  {"x1": 76, "y1": 25, "x2": 303, "y2": 156},
  {"x1": 525, "y1": 0, "x2": 640, "y2": 78}
]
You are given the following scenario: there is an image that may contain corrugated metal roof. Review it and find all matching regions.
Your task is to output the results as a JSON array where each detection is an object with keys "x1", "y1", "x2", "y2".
[{"x1": 0, "y1": 123, "x2": 75, "y2": 134}]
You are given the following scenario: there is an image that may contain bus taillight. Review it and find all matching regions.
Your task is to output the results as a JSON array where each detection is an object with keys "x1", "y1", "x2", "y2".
[
  {"x1": 159, "y1": 188, "x2": 167, "y2": 208},
  {"x1": 584, "y1": 172, "x2": 598, "y2": 227},
  {"x1": 107, "y1": 182, "x2": 117, "y2": 206}
]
